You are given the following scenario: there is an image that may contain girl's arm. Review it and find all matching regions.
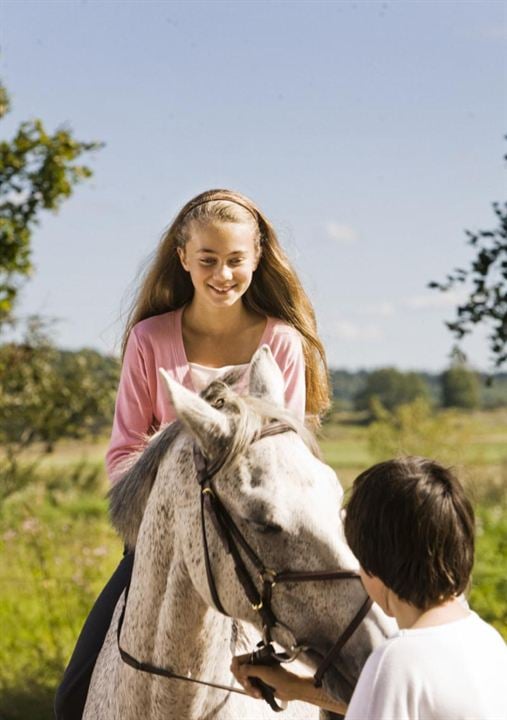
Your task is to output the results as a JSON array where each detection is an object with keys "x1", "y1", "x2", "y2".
[
  {"x1": 106, "y1": 329, "x2": 156, "y2": 484},
  {"x1": 270, "y1": 326, "x2": 306, "y2": 422},
  {"x1": 230, "y1": 656, "x2": 347, "y2": 715}
]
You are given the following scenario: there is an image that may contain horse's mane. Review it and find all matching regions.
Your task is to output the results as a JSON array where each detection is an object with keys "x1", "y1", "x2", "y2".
[
  {"x1": 108, "y1": 420, "x2": 183, "y2": 549},
  {"x1": 109, "y1": 381, "x2": 319, "y2": 549}
]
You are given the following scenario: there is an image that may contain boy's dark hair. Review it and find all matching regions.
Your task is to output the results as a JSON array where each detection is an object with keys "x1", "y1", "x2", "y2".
[{"x1": 344, "y1": 456, "x2": 475, "y2": 610}]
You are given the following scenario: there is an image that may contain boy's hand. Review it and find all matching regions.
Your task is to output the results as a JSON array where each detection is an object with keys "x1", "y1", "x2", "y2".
[
  {"x1": 231, "y1": 653, "x2": 349, "y2": 715},
  {"x1": 230, "y1": 654, "x2": 304, "y2": 702}
]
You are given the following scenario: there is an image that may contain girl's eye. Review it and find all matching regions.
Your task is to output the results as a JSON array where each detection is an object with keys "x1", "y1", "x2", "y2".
[
  {"x1": 229, "y1": 258, "x2": 245, "y2": 266},
  {"x1": 200, "y1": 258, "x2": 216, "y2": 266}
]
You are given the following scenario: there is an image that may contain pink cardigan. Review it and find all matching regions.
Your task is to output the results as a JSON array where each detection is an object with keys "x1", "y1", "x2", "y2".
[{"x1": 106, "y1": 307, "x2": 306, "y2": 482}]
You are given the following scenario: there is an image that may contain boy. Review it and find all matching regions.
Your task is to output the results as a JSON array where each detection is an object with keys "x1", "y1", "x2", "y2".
[{"x1": 232, "y1": 457, "x2": 507, "y2": 719}]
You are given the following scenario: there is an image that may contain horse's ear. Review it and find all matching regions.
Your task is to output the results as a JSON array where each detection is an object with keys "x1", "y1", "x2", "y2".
[
  {"x1": 159, "y1": 369, "x2": 230, "y2": 455},
  {"x1": 248, "y1": 345, "x2": 285, "y2": 407},
  {"x1": 220, "y1": 366, "x2": 246, "y2": 388}
]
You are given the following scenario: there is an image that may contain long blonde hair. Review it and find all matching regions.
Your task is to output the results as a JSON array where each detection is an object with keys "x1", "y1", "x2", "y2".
[{"x1": 122, "y1": 189, "x2": 330, "y2": 417}]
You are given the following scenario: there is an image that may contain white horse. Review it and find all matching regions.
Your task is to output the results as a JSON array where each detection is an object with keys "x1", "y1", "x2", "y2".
[{"x1": 84, "y1": 347, "x2": 394, "y2": 719}]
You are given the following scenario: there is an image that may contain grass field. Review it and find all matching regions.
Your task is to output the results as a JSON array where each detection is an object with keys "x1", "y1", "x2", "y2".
[{"x1": 0, "y1": 409, "x2": 506, "y2": 720}]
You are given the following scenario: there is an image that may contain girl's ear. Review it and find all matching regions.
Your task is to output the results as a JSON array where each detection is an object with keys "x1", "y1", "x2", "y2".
[
  {"x1": 177, "y1": 246, "x2": 189, "y2": 271},
  {"x1": 254, "y1": 246, "x2": 262, "y2": 271}
]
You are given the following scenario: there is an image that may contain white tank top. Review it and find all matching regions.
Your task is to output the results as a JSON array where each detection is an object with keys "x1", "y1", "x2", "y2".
[{"x1": 188, "y1": 362, "x2": 249, "y2": 393}]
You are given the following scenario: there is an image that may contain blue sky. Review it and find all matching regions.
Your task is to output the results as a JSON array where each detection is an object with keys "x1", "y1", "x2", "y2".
[{"x1": 1, "y1": 0, "x2": 506, "y2": 370}]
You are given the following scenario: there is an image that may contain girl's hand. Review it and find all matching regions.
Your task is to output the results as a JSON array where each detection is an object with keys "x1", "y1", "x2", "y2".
[{"x1": 230, "y1": 654, "x2": 304, "y2": 702}]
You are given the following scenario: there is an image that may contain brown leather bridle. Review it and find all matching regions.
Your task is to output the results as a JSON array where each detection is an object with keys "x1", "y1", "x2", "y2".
[{"x1": 118, "y1": 421, "x2": 372, "y2": 712}]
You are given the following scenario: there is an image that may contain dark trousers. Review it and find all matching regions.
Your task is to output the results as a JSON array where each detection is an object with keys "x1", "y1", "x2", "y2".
[{"x1": 54, "y1": 551, "x2": 134, "y2": 720}]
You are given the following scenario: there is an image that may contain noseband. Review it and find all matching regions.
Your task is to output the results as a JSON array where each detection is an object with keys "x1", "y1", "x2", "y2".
[{"x1": 118, "y1": 421, "x2": 372, "y2": 712}]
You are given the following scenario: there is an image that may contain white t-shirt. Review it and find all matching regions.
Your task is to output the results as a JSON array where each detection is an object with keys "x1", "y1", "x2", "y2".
[{"x1": 345, "y1": 612, "x2": 507, "y2": 720}]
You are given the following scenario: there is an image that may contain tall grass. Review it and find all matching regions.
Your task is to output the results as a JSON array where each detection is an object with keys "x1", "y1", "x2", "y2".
[{"x1": 0, "y1": 462, "x2": 121, "y2": 720}]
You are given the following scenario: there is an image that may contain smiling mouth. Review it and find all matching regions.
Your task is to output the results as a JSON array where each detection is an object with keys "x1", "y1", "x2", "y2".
[{"x1": 208, "y1": 285, "x2": 236, "y2": 294}]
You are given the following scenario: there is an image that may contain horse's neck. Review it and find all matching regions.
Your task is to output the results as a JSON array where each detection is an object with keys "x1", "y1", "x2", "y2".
[{"x1": 120, "y1": 523, "x2": 240, "y2": 708}]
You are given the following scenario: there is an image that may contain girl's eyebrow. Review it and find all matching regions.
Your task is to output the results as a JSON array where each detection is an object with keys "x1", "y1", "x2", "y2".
[{"x1": 196, "y1": 248, "x2": 246, "y2": 255}]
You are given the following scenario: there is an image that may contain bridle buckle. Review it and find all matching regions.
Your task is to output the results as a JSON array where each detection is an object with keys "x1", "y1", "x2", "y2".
[{"x1": 260, "y1": 568, "x2": 277, "y2": 586}]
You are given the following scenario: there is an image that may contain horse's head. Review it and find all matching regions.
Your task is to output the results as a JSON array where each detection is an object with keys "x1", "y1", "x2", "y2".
[{"x1": 150, "y1": 345, "x2": 395, "y2": 703}]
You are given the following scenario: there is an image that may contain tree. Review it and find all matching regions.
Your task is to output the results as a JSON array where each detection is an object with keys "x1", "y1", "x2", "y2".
[
  {"x1": 0, "y1": 316, "x2": 119, "y2": 454},
  {"x1": 0, "y1": 316, "x2": 119, "y2": 498},
  {"x1": 354, "y1": 367, "x2": 429, "y2": 414},
  {"x1": 440, "y1": 347, "x2": 480, "y2": 409},
  {"x1": 429, "y1": 141, "x2": 507, "y2": 367},
  {"x1": 0, "y1": 78, "x2": 103, "y2": 321},
  {"x1": 441, "y1": 365, "x2": 480, "y2": 409}
]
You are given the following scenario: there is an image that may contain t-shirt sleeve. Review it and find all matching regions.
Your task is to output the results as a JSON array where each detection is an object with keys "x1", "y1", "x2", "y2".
[
  {"x1": 345, "y1": 642, "x2": 413, "y2": 720},
  {"x1": 270, "y1": 326, "x2": 306, "y2": 422},
  {"x1": 105, "y1": 329, "x2": 156, "y2": 484}
]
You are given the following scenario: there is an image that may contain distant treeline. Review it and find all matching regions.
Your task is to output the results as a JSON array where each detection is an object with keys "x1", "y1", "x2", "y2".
[
  {"x1": 2, "y1": 330, "x2": 506, "y2": 463},
  {"x1": 330, "y1": 368, "x2": 507, "y2": 411}
]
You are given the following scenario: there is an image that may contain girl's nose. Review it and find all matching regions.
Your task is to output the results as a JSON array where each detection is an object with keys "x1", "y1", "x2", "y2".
[{"x1": 214, "y1": 263, "x2": 233, "y2": 281}]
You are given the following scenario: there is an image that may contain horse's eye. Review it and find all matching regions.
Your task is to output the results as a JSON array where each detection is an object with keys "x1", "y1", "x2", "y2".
[
  {"x1": 248, "y1": 520, "x2": 282, "y2": 534},
  {"x1": 212, "y1": 397, "x2": 225, "y2": 409}
]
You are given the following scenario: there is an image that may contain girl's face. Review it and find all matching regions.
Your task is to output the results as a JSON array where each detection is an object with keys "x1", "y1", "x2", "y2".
[{"x1": 177, "y1": 221, "x2": 260, "y2": 309}]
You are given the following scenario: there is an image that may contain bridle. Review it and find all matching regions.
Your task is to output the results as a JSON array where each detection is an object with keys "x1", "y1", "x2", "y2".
[{"x1": 118, "y1": 421, "x2": 372, "y2": 712}]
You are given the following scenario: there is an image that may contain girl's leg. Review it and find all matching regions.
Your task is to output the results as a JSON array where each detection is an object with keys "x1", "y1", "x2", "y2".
[{"x1": 54, "y1": 551, "x2": 134, "y2": 720}]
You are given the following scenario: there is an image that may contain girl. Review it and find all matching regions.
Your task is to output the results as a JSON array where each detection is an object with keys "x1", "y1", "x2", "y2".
[{"x1": 55, "y1": 188, "x2": 330, "y2": 719}]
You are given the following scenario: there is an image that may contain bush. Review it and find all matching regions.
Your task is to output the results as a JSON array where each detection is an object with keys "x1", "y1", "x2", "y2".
[
  {"x1": 354, "y1": 368, "x2": 429, "y2": 415},
  {"x1": 367, "y1": 397, "x2": 473, "y2": 466},
  {"x1": 441, "y1": 366, "x2": 480, "y2": 409}
]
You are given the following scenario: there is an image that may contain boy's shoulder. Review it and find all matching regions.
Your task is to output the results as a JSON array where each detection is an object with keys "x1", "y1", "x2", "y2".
[
  {"x1": 368, "y1": 612, "x2": 506, "y2": 675},
  {"x1": 348, "y1": 613, "x2": 506, "y2": 720}
]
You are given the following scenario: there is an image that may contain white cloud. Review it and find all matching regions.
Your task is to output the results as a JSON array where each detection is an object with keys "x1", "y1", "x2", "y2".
[
  {"x1": 332, "y1": 320, "x2": 383, "y2": 342},
  {"x1": 405, "y1": 290, "x2": 467, "y2": 310},
  {"x1": 325, "y1": 222, "x2": 359, "y2": 245},
  {"x1": 358, "y1": 301, "x2": 395, "y2": 317},
  {"x1": 482, "y1": 26, "x2": 507, "y2": 41}
]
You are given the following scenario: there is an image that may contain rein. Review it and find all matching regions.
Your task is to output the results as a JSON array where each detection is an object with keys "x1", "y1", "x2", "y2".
[
  {"x1": 117, "y1": 420, "x2": 372, "y2": 711},
  {"x1": 117, "y1": 594, "x2": 248, "y2": 697}
]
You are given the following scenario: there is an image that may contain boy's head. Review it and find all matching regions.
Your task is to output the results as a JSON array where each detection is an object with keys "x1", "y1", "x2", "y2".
[{"x1": 344, "y1": 457, "x2": 475, "y2": 610}]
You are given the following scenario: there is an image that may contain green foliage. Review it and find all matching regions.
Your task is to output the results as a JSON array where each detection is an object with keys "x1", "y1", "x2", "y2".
[
  {"x1": 480, "y1": 373, "x2": 507, "y2": 408},
  {"x1": 470, "y1": 502, "x2": 507, "y2": 638},
  {"x1": 0, "y1": 462, "x2": 120, "y2": 720},
  {"x1": 441, "y1": 365, "x2": 480, "y2": 409},
  {"x1": 367, "y1": 397, "x2": 473, "y2": 466},
  {"x1": 354, "y1": 367, "x2": 429, "y2": 415},
  {"x1": 330, "y1": 367, "x2": 507, "y2": 410},
  {"x1": 0, "y1": 78, "x2": 103, "y2": 320},
  {"x1": 429, "y1": 141, "x2": 507, "y2": 367},
  {"x1": 0, "y1": 316, "x2": 119, "y2": 499},
  {"x1": 329, "y1": 369, "x2": 369, "y2": 409}
]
